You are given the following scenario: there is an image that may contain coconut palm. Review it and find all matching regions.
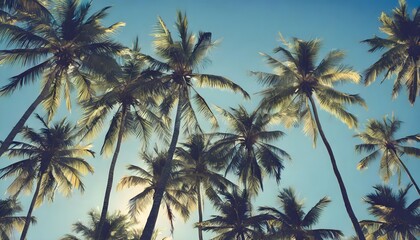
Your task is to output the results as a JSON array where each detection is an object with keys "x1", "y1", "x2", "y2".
[
  {"x1": 60, "y1": 210, "x2": 155, "y2": 240},
  {"x1": 0, "y1": 114, "x2": 94, "y2": 240},
  {"x1": 254, "y1": 36, "x2": 366, "y2": 239},
  {"x1": 362, "y1": 0, "x2": 420, "y2": 104},
  {"x1": 0, "y1": 0, "x2": 124, "y2": 157},
  {"x1": 176, "y1": 133, "x2": 235, "y2": 240},
  {"x1": 355, "y1": 115, "x2": 420, "y2": 195},
  {"x1": 258, "y1": 187, "x2": 343, "y2": 240},
  {"x1": 211, "y1": 105, "x2": 290, "y2": 195},
  {"x1": 199, "y1": 188, "x2": 266, "y2": 240},
  {"x1": 78, "y1": 39, "x2": 164, "y2": 240},
  {"x1": 139, "y1": 11, "x2": 249, "y2": 240},
  {"x1": 0, "y1": 198, "x2": 36, "y2": 240},
  {"x1": 117, "y1": 149, "x2": 196, "y2": 235},
  {"x1": 360, "y1": 184, "x2": 420, "y2": 239}
]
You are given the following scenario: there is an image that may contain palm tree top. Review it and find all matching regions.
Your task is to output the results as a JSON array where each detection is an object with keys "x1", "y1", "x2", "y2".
[
  {"x1": 362, "y1": 0, "x2": 420, "y2": 104},
  {"x1": 254, "y1": 35, "x2": 366, "y2": 145}
]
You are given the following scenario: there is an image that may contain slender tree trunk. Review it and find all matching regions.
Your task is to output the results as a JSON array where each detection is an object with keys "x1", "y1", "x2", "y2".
[
  {"x1": 0, "y1": 82, "x2": 51, "y2": 158},
  {"x1": 140, "y1": 93, "x2": 185, "y2": 240},
  {"x1": 308, "y1": 95, "x2": 365, "y2": 240},
  {"x1": 96, "y1": 106, "x2": 127, "y2": 240},
  {"x1": 196, "y1": 178, "x2": 203, "y2": 240},
  {"x1": 394, "y1": 151, "x2": 420, "y2": 195},
  {"x1": 20, "y1": 173, "x2": 44, "y2": 240},
  {"x1": 140, "y1": 93, "x2": 184, "y2": 240}
]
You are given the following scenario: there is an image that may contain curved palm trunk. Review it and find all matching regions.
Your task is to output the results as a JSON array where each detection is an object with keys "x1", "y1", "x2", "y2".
[
  {"x1": 140, "y1": 93, "x2": 184, "y2": 240},
  {"x1": 394, "y1": 152, "x2": 420, "y2": 195},
  {"x1": 96, "y1": 106, "x2": 128, "y2": 240},
  {"x1": 20, "y1": 172, "x2": 44, "y2": 240},
  {"x1": 196, "y1": 178, "x2": 204, "y2": 240},
  {"x1": 308, "y1": 95, "x2": 365, "y2": 240},
  {"x1": 0, "y1": 83, "x2": 50, "y2": 158}
]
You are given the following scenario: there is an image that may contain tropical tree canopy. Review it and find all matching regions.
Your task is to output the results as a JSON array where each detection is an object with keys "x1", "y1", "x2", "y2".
[
  {"x1": 200, "y1": 188, "x2": 266, "y2": 240},
  {"x1": 360, "y1": 184, "x2": 420, "y2": 240},
  {"x1": 355, "y1": 115, "x2": 420, "y2": 194},
  {"x1": 117, "y1": 149, "x2": 196, "y2": 234},
  {"x1": 254, "y1": 36, "x2": 366, "y2": 145},
  {"x1": 259, "y1": 187, "x2": 343, "y2": 240},
  {"x1": 0, "y1": 198, "x2": 36, "y2": 240},
  {"x1": 211, "y1": 105, "x2": 290, "y2": 195},
  {"x1": 60, "y1": 210, "x2": 153, "y2": 240},
  {"x1": 362, "y1": 0, "x2": 420, "y2": 104},
  {"x1": 0, "y1": 114, "x2": 94, "y2": 240},
  {"x1": 0, "y1": 0, "x2": 124, "y2": 157}
]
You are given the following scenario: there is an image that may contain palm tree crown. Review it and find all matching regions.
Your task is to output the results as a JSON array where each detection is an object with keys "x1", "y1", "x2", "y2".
[
  {"x1": 0, "y1": 198, "x2": 36, "y2": 240},
  {"x1": 362, "y1": 0, "x2": 420, "y2": 104},
  {"x1": 360, "y1": 184, "x2": 420, "y2": 239},
  {"x1": 117, "y1": 149, "x2": 196, "y2": 234},
  {"x1": 254, "y1": 37, "x2": 365, "y2": 144},
  {"x1": 258, "y1": 187, "x2": 343, "y2": 240},
  {"x1": 355, "y1": 115, "x2": 420, "y2": 195},
  {"x1": 60, "y1": 210, "x2": 150, "y2": 240},
  {"x1": 0, "y1": 0, "x2": 124, "y2": 156},
  {"x1": 200, "y1": 188, "x2": 266, "y2": 240},
  {"x1": 0, "y1": 114, "x2": 94, "y2": 240},
  {"x1": 212, "y1": 105, "x2": 290, "y2": 195}
]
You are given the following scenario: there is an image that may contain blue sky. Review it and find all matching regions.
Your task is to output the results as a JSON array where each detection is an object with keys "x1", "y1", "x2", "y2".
[{"x1": 0, "y1": 0, "x2": 419, "y2": 239}]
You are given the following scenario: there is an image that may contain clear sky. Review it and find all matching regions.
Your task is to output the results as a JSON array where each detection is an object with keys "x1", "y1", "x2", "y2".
[{"x1": 0, "y1": 0, "x2": 419, "y2": 239}]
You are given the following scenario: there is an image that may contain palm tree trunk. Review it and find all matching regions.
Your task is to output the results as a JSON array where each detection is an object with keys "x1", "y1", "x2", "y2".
[
  {"x1": 394, "y1": 151, "x2": 420, "y2": 195},
  {"x1": 20, "y1": 172, "x2": 44, "y2": 240},
  {"x1": 0, "y1": 82, "x2": 51, "y2": 158},
  {"x1": 140, "y1": 92, "x2": 184, "y2": 240},
  {"x1": 308, "y1": 95, "x2": 365, "y2": 240},
  {"x1": 196, "y1": 178, "x2": 204, "y2": 240},
  {"x1": 96, "y1": 106, "x2": 128, "y2": 240}
]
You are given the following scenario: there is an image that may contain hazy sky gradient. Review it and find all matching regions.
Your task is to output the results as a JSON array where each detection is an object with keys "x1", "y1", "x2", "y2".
[{"x1": 0, "y1": 0, "x2": 419, "y2": 239}]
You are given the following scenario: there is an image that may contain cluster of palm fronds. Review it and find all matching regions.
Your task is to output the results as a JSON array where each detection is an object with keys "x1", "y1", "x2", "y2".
[{"x1": 0, "y1": 0, "x2": 419, "y2": 240}]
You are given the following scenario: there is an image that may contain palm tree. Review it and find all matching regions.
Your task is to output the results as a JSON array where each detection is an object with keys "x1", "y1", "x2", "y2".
[
  {"x1": 360, "y1": 184, "x2": 420, "y2": 239},
  {"x1": 117, "y1": 149, "x2": 196, "y2": 235},
  {"x1": 362, "y1": 0, "x2": 420, "y2": 104},
  {"x1": 0, "y1": 0, "x2": 124, "y2": 157},
  {"x1": 355, "y1": 115, "x2": 420, "y2": 195},
  {"x1": 78, "y1": 39, "x2": 164, "y2": 240},
  {"x1": 254, "y1": 36, "x2": 366, "y2": 239},
  {"x1": 60, "y1": 210, "x2": 155, "y2": 240},
  {"x1": 0, "y1": 198, "x2": 36, "y2": 240},
  {"x1": 199, "y1": 188, "x2": 266, "y2": 240},
  {"x1": 0, "y1": 114, "x2": 94, "y2": 240},
  {"x1": 176, "y1": 133, "x2": 235, "y2": 240},
  {"x1": 211, "y1": 105, "x2": 290, "y2": 195},
  {"x1": 258, "y1": 187, "x2": 343, "y2": 240},
  {"x1": 139, "y1": 11, "x2": 249, "y2": 240}
]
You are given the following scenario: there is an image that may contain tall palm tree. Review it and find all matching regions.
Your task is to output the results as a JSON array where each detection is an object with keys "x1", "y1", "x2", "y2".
[
  {"x1": 254, "y1": 37, "x2": 366, "y2": 239},
  {"x1": 0, "y1": 198, "x2": 36, "y2": 240},
  {"x1": 78, "y1": 39, "x2": 164, "y2": 240},
  {"x1": 0, "y1": 0, "x2": 124, "y2": 157},
  {"x1": 139, "y1": 11, "x2": 249, "y2": 240},
  {"x1": 362, "y1": 0, "x2": 420, "y2": 104},
  {"x1": 355, "y1": 115, "x2": 420, "y2": 195},
  {"x1": 176, "y1": 133, "x2": 235, "y2": 240},
  {"x1": 199, "y1": 188, "x2": 266, "y2": 240},
  {"x1": 211, "y1": 105, "x2": 290, "y2": 195},
  {"x1": 117, "y1": 149, "x2": 196, "y2": 235},
  {"x1": 60, "y1": 210, "x2": 156, "y2": 240},
  {"x1": 0, "y1": 114, "x2": 94, "y2": 240},
  {"x1": 258, "y1": 187, "x2": 343, "y2": 240},
  {"x1": 359, "y1": 184, "x2": 420, "y2": 239}
]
